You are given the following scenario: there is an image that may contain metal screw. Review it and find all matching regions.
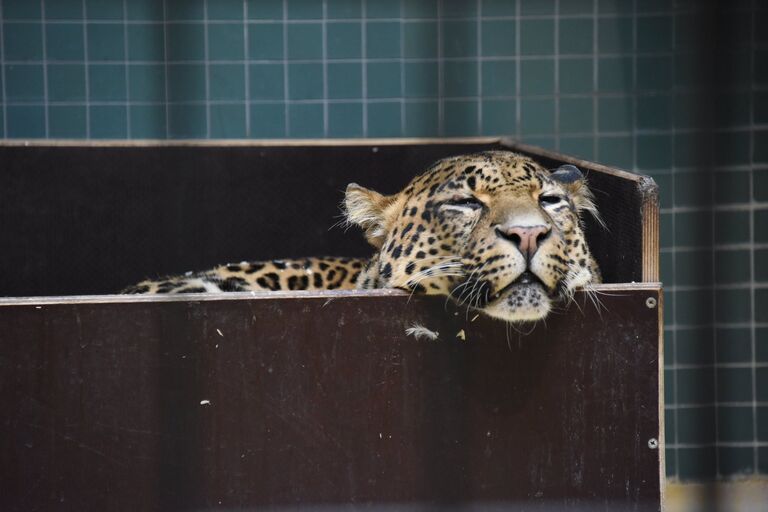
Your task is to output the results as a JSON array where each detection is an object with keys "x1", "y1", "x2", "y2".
[
  {"x1": 648, "y1": 438, "x2": 658, "y2": 449},
  {"x1": 645, "y1": 297, "x2": 657, "y2": 309}
]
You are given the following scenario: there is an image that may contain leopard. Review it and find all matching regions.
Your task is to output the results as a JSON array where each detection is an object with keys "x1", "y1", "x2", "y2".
[{"x1": 123, "y1": 151, "x2": 601, "y2": 323}]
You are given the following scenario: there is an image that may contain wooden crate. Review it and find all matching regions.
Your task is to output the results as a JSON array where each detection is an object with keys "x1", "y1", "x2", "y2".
[{"x1": 0, "y1": 138, "x2": 662, "y2": 511}]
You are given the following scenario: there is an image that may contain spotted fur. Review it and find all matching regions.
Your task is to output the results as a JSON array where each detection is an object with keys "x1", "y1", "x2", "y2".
[
  {"x1": 124, "y1": 151, "x2": 601, "y2": 323},
  {"x1": 123, "y1": 257, "x2": 365, "y2": 294}
]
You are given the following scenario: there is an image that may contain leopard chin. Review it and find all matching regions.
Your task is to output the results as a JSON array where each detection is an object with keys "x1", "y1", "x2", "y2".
[
  {"x1": 481, "y1": 273, "x2": 553, "y2": 322},
  {"x1": 482, "y1": 284, "x2": 552, "y2": 322}
]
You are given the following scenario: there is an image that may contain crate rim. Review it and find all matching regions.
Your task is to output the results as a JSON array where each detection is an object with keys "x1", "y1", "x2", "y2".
[
  {"x1": 0, "y1": 282, "x2": 662, "y2": 306},
  {"x1": 0, "y1": 136, "x2": 647, "y2": 183}
]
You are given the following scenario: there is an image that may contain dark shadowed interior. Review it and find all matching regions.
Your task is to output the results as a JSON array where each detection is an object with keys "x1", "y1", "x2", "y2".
[{"x1": 0, "y1": 140, "x2": 652, "y2": 297}]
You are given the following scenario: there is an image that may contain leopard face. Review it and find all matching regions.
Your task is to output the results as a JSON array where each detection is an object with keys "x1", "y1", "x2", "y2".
[{"x1": 345, "y1": 151, "x2": 601, "y2": 323}]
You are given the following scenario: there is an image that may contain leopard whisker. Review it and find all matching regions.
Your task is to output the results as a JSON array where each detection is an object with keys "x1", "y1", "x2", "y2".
[
  {"x1": 453, "y1": 263, "x2": 487, "y2": 310},
  {"x1": 403, "y1": 260, "x2": 465, "y2": 294},
  {"x1": 582, "y1": 284, "x2": 609, "y2": 317},
  {"x1": 447, "y1": 262, "x2": 483, "y2": 305}
]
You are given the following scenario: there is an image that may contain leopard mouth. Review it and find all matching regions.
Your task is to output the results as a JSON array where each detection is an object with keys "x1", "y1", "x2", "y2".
[
  {"x1": 450, "y1": 271, "x2": 553, "y2": 321},
  {"x1": 490, "y1": 271, "x2": 550, "y2": 302},
  {"x1": 478, "y1": 270, "x2": 555, "y2": 322}
]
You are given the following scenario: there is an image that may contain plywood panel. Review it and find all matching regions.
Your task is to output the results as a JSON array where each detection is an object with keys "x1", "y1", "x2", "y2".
[{"x1": 0, "y1": 287, "x2": 662, "y2": 511}]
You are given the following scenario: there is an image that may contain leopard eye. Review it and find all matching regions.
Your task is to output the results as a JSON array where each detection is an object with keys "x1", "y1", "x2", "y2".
[
  {"x1": 539, "y1": 194, "x2": 563, "y2": 205},
  {"x1": 442, "y1": 196, "x2": 484, "y2": 210}
]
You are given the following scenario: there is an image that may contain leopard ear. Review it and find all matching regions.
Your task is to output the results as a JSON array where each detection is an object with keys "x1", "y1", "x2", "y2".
[
  {"x1": 551, "y1": 165, "x2": 604, "y2": 227},
  {"x1": 344, "y1": 183, "x2": 398, "y2": 248},
  {"x1": 550, "y1": 164, "x2": 583, "y2": 184}
]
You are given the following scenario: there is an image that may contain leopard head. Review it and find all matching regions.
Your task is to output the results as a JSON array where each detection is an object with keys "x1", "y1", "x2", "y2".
[{"x1": 345, "y1": 151, "x2": 602, "y2": 323}]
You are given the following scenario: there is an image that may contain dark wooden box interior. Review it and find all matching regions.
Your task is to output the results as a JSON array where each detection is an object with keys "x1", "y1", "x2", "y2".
[
  {"x1": 0, "y1": 139, "x2": 662, "y2": 512},
  {"x1": 0, "y1": 139, "x2": 657, "y2": 297}
]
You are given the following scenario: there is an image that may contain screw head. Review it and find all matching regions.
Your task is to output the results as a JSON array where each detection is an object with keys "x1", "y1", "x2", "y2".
[
  {"x1": 648, "y1": 438, "x2": 659, "y2": 449},
  {"x1": 646, "y1": 297, "x2": 657, "y2": 309}
]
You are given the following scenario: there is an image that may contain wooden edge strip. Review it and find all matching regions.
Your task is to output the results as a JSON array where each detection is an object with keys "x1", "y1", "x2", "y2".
[
  {"x1": 0, "y1": 137, "x2": 653, "y2": 186},
  {"x1": 0, "y1": 137, "x2": 503, "y2": 148},
  {"x1": 658, "y1": 289, "x2": 666, "y2": 510},
  {"x1": 2, "y1": 136, "x2": 654, "y2": 189},
  {"x1": 0, "y1": 282, "x2": 663, "y2": 306},
  {"x1": 499, "y1": 138, "x2": 645, "y2": 183},
  {"x1": 640, "y1": 175, "x2": 661, "y2": 282}
]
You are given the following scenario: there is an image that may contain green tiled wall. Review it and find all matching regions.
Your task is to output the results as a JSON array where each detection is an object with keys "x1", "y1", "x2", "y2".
[{"x1": 1, "y1": 0, "x2": 767, "y2": 481}]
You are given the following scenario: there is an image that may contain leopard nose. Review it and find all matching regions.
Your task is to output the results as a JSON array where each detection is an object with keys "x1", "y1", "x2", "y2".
[{"x1": 495, "y1": 224, "x2": 551, "y2": 260}]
